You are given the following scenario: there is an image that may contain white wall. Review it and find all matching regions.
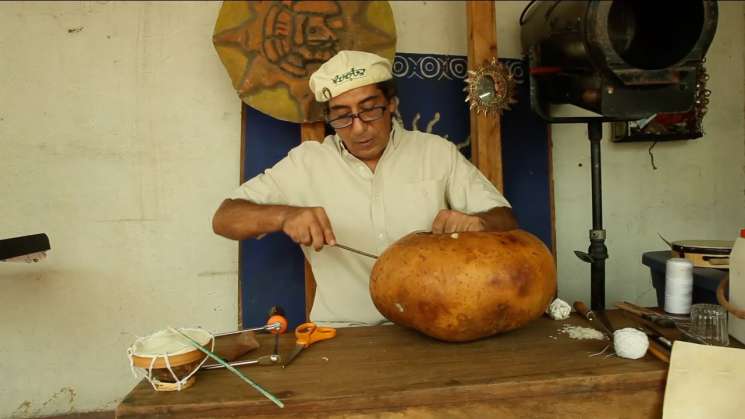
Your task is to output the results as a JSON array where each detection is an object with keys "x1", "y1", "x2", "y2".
[
  {"x1": 1, "y1": 1, "x2": 743, "y2": 417},
  {"x1": 0, "y1": 2, "x2": 240, "y2": 417}
]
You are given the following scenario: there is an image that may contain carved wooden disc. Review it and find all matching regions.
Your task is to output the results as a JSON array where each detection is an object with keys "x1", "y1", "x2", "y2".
[{"x1": 213, "y1": 1, "x2": 397, "y2": 123}]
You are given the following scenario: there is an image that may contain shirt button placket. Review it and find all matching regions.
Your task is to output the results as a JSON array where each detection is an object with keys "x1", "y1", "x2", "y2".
[{"x1": 370, "y1": 178, "x2": 386, "y2": 250}]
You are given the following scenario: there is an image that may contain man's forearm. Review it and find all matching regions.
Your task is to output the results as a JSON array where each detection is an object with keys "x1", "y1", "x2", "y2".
[
  {"x1": 476, "y1": 206, "x2": 518, "y2": 232},
  {"x1": 212, "y1": 199, "x2": 292, "y2": 241}
]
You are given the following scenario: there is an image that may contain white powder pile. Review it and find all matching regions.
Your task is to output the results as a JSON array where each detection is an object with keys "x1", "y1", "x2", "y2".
[{"x1": 558, "y1": 324, "x2": 607, "y2": 340}]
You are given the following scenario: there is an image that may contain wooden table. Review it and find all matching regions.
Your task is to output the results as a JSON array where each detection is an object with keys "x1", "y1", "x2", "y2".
[{"x1": 116, "y1": 311, "x2": 668, "y2": 418}]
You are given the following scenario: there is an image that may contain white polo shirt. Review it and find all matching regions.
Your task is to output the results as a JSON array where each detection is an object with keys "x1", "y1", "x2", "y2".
[{"x1": 229, "y1": 121, "x2": 511, "y2": 326}]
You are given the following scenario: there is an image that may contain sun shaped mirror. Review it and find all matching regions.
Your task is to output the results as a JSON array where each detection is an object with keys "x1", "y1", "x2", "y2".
[{"x1": 464, "y1": 57, "x2": 517, "y2": 116}]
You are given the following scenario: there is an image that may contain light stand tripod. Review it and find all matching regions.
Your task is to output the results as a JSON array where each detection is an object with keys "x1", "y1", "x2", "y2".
[
  {"x1": 574, "y1": 120, "x2": 609, "y2": 310},
  {"x1": 530, "y1": 104, "x2": 614, "y2": 310}
]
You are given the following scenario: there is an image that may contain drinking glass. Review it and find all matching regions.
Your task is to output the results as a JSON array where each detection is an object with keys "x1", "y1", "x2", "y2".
[{"x1": 689, "y1": 303, "x2": 729, "y2": 346}]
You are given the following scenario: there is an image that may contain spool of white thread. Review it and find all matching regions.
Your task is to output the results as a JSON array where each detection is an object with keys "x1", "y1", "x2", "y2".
[{"x1": 664, "y1": 257, "x2": 694, "y2": 314}]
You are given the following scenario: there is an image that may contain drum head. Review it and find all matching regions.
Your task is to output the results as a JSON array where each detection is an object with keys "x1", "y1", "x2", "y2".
[{"x1": 130, "y1": 328, "x2": 212, "y2": 369}]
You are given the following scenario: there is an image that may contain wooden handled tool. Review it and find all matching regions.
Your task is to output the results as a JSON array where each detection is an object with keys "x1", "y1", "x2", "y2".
[
  {"x1": 573, "y1": 301, "x2": 613, "y2": 335},
  {"x1": 615, "y1": 301, "x2": 654, "y2": 316},
  {"x1": 615, "y1": 302, "x2": 676, "y2": 327},
  {"x1": 646, "y1": 340, "x2": 670, "y2": 364}
]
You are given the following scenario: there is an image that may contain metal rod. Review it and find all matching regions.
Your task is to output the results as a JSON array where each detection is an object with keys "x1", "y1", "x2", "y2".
[
  {"x1": 588, "y1": 120, "x2": 607, "y2": 311},
  {"x1": 202, "y1": 354, "x2": 280, "y2": 370},
  {"x1": 334, "y1": 243, "x2": 378, "y2": 259},
  {"x1": 589, "y1": 121, "x2": 603, "y2": 229},
  {"x1": 169, "y1": 328, "x2": 284, "y2": 408},
  {"x1": 214, "y1": 322, "x2": 280, "y2": 337},
  {"x1": 202, "y1": 359, "x2": 258, "y2": 370}
]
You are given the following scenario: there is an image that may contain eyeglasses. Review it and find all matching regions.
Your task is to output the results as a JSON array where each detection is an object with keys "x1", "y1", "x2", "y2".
[{"x1": 326, "y1": 105, "x2": 387, "y2": 129}]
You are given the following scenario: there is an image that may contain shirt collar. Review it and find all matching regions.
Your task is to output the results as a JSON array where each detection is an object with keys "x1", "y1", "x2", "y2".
[{"x1": 333, "y1": 118, "x2": 400, "y2": 157}]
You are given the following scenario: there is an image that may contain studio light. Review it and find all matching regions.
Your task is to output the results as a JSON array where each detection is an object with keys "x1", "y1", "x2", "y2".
[
  {"x1": 521, "y1": 0, "x2": 718, "y2": 122},
  {"x1": 519, "y1": 0, "x2": 719, "y2": 310}
]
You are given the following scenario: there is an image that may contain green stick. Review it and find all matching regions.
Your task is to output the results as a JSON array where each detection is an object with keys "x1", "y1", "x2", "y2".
[{"x1": 169, "y1": 327, "x2": 284, "y2": 408}]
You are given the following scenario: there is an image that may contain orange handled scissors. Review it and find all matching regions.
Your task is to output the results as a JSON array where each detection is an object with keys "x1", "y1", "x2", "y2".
[{"x1": 282, "y1": 322, "x2": 336, "y2": 368}]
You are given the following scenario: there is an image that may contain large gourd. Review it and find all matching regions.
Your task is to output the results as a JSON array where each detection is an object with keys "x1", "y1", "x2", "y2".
[{"x1": 370, "y1": 230, "x2": 556, "y2": 342}]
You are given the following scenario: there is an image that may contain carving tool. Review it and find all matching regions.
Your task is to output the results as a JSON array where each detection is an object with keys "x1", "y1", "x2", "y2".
[
  {"x1": 334, "y1": 231, "x2": 432, "y2": 260},
  {"x1": 615, "y1": 302, "x2": 677, "y2": 328},
  {"x1": 574, "y1": 301, "x2": 614, "y2": 336},
  {"x1": 334, "y1": 243, "x2": 378, "y2": 259}
]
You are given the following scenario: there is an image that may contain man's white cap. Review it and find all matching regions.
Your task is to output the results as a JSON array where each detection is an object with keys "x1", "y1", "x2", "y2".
[{"x1": 309, "y1": 50, "x2": 392, "y2": 102}]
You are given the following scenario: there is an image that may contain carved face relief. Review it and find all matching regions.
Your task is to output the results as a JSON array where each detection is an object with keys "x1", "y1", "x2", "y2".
[
  {"x1": 262, "y1": 2, "x2": 343, "y2": 77},
  {"x1": 213, "y1": 1, "x2": 396, "y2": 123}
]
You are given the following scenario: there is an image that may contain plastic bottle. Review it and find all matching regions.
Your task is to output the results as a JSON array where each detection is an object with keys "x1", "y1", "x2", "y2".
[{"x1": 728, "y1": 229, "x2": 745, "y2": 344}]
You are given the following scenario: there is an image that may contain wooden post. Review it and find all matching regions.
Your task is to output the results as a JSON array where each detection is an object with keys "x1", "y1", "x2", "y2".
[
  {"x1": 300, "y1": 121, "x2": 326, "y2": 321},
  {"x1": 466, "y1": 1, "x2": 503, "y2": 191}
]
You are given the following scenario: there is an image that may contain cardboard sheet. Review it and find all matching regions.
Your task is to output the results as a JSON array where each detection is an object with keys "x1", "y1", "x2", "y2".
[{"x1": 663, "y1": 341, "x2": 745, "y2": 418}]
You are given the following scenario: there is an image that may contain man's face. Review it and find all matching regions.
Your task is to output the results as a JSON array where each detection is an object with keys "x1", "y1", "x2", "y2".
[{"x1": 327, "y1": 84, "x2": 396, "y2": 169}]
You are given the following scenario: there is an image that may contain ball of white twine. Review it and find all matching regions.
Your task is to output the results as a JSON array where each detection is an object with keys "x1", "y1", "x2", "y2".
[{"x1": 613, "y1": 328, "x2": 649, "y2": 359}]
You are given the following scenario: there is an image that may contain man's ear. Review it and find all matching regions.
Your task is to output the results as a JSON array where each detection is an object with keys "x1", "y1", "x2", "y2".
[{"x1": 388, "y1": 96, "x2": 399, "y2": 114}]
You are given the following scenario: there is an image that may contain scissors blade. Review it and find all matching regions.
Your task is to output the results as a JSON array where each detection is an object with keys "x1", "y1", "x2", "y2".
[{"x1": 282, "y1": 344, "x2": 305, "y2": 368}]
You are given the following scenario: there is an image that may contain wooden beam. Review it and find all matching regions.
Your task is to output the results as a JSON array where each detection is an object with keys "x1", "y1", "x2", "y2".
[
  {"x1": 300, "y1": 121, "x2": 326, "y2": 321},
  {"x1": 466, "y1": 1, "x2": 503, "y2": 191}
]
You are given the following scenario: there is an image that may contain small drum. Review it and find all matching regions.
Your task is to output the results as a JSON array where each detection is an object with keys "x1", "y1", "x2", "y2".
[
  {"x1": 671, "y1": 240, "x2": 733, "y2": 269},
  {"x1": 127, "y1": 328, "x2": 214, "y2": 391}
]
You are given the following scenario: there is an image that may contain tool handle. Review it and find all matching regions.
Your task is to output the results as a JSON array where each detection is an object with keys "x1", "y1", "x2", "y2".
[
  {"x1": 647, "y1": 340, "x2": 670, "y2": 364},
  {"x1": 615, "y1": 302, "x2": 645, "y2": 316},
  {"x1": 654, "y1": 335, "x2": 673, "y2": 350},
  {"x1": 306, "y1": 327, "x2": 336, "y2": 348},
  {"x1": 295, "y1": 322, "x2": 337, "y2": 347},
  {"x1": 308, "y1": 327, "x2": 336, "y2": 345},
  {"x1": 267, "y1": 315, "x2": 288, "y2": 335},
  {"x1": 573, "y1": 301, "x2": 592, "y2": 320},
  {"x1": 616, "y1": 302, "x2": 676, "y2": 328},
  {"x1": 620, "y1": 301, "x2": 658, "y2": 316}
]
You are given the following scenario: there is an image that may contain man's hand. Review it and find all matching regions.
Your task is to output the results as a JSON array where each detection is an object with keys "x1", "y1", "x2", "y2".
[
  {"x1": 281, "y1": 207, "x2": 337, "y2": 251},
  {"x1": 431, "y1": 209, "x2": 486, "y2": 234}
]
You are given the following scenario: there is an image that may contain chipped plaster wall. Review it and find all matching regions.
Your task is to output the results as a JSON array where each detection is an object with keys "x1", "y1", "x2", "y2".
[
  {"x1": 0, "y1": 1, "x2": 743, "y2": 417},
  {"x1": 0, "y1": 2, "x2": 239, "y2": 417}
]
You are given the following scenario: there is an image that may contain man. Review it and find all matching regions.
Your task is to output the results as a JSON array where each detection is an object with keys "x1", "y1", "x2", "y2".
[{"x1": 213, "y1": 50, "x2": 517, "y2": 326}]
